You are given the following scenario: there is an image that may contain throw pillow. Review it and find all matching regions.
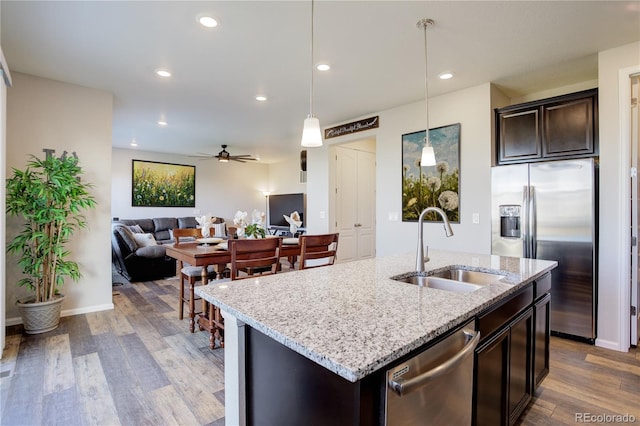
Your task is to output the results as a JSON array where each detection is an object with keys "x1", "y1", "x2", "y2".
[
  {"x1": 212, "y1": 223, "x2": 226, "y2": 237},
  {"x1": 133, "y1": 233, "x2": 158, "y2": 247},
  {"x1": 128, "y1": 224, "x2": 145, "y2": 234}
]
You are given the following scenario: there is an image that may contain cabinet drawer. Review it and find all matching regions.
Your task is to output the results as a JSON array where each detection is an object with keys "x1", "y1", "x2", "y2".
[
  {"x1": 534, "y1": 273, "x2": 551, "y2": 299},
  {"x1": 477, "y1": 285, "x2": 533, "y2": 342}
]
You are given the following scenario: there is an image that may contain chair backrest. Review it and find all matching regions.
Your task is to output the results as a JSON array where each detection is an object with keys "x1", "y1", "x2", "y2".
[
  {"x1": 229, "y1": 238, "x2": 282, "y2": 280},
  {"x1": 299, "y1": 233, "x2": 339, "y2": 270},
  {"x1": 173, "y1": 227, "x2": 201, "y2": 244}
]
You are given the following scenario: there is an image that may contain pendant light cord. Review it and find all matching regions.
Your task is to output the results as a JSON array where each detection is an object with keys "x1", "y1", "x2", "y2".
[
  {"x1": 309, "y1": 0, "x2": 315, "y2": 118},
  {"x1": 421, "y1": 19, "x2": 432, "y2": 147}
]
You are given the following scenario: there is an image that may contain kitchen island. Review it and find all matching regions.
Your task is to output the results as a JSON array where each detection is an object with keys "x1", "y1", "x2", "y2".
[{"x1": 196, "y1": 249, "x2": 557, "y2": 425}]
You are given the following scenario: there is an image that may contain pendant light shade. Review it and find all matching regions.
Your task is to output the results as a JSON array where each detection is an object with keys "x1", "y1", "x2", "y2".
[
  {"x1": 421, "y1": 145, "x2": 436, "y2": 166},
  {"x1": 302, "y1": 116, "x2": 322, "y2": 147},
  {"x1": 418, "y1": 18, "x2": 435, "y2": 167},
  {"x1": 301, "y1": 0, "x2": 323, "y2": 147}
]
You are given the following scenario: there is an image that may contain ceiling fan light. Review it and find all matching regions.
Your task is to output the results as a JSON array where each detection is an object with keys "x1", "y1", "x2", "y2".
[
  {"x1": 218, "y1": 157, "x2": 229, "y2": 163},
  {"x1": 301, "y1": 116, "x2": 322, "y2": 147},
  {"x1": 421, "y1": 145, "x2": 436, "y2": 166}
]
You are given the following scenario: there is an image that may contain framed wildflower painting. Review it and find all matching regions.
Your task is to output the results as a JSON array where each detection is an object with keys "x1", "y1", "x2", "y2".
[
  {"x1": 131, "y1": 160, "x2": 196, "y2": 207},
  {"x1": 401, "y1": 123, "x2": 460, "y2": 222}
]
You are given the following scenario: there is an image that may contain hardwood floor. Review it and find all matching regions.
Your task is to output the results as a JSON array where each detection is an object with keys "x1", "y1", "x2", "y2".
[{"x1": 1, "y1": 275, "x2": 638, "y2": 426}]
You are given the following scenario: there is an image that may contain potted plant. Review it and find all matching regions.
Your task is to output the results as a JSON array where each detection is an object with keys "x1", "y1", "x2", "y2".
[
  {"x1": 5, "y1": 153, "x2": 96, "y2": 334},
  {"x1": 244, "y1": 223, "x2": 266, "y2": 239}
]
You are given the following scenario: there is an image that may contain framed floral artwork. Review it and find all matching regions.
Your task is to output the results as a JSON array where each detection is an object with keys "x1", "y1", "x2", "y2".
[
  {"x1": 131, "y1": 160, "x2": 196, "y2": 207},
  {"x1": 402, "y1": 123, "x2": 460, "y2": 222}
]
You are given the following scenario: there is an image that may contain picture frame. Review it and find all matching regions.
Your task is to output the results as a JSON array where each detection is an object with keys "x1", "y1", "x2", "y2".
[
  {"x1": 402, "y1": 123, "x2": 460, "y2": 222},
  {"x1": 131, "y1": 160, "x2": 196, "y2": 207}
]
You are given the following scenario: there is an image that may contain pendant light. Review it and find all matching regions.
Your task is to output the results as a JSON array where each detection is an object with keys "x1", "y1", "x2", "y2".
[
  {"x1": 301, "y1": 0, "x2": 323, "y2": 147},
  {"x1": 418, "y1": 18, "x2": 436, "y2": 166}
]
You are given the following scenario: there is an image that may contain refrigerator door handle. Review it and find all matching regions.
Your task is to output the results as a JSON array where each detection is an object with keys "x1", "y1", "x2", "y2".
[
  {"x1": 529, "y1": 186, "x2": 537, "y2": 258},
  {"x1": 522, "y1": 185, "x2": 530, "y2": 257}
]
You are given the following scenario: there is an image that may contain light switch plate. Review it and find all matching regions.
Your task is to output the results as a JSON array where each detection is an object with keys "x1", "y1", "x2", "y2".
[{"x1": 472, "y1": 213, "x2": 480, "y2": 224}]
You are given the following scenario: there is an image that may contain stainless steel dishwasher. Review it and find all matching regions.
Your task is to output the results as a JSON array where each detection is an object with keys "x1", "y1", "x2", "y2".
[{"x1": 385, "y1": 320, "x2": 479, "y2": 425}]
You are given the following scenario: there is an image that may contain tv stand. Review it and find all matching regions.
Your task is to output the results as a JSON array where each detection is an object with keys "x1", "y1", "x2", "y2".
[{"x1": 267, "y1": 226, "x2": 306, "y2": 237}]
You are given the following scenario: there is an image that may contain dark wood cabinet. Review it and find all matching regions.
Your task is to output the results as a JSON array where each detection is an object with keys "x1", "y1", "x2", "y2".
[
  {"x1": 475, "y1": 327, "x2": 510, "y2": 426},
  {"x1": 473, "y1": 273, "x2": 552, "y2": 426},
  {"x1": 533, "y1": 293, "x2": 551, "y2": 387},
  {"x1": 508, "y1": 309, "x2": 533, "y2": 425},
  {"x1": 498, "y1": 108, "x2": 541, "y2": 163},
  {"x1": 496, "y1": 89, "x2": 597, "y2": 165}
]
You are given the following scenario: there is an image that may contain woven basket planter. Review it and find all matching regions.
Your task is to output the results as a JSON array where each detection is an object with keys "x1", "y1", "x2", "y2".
[{"x1": 16, "y1": 295, "x2": 65, "y2": 334}]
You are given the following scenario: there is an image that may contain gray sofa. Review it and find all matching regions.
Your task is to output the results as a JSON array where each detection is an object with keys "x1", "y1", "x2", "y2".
[{"x1": 111, "y1": 217, "x2": 198, "y2": 282}]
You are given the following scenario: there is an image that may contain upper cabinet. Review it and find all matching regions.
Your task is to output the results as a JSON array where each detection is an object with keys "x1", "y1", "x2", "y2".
[{"x1": 496, "y1": 89, "x2": 598, "y2": 165}]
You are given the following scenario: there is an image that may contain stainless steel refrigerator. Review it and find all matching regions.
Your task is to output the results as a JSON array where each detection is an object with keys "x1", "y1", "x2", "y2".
[{"x1": 491, "y1": 158, "x2": 598, "y2": 342}]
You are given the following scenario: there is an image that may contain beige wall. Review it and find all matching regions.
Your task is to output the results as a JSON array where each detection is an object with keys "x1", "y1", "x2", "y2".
[
  {"x1": 112, "y1": 148, "x2": 271, "y2": 223},
  {"x1": 5, "y1": 73, "x2": 113, "y2": 323},
  {"x1": 266, "y1": 151, "x2": 307, "y2": 196},
  {"x1": 597, "y1": 41, "x2": 640, "y2": 350},
  {"x1": 308, "y1": 82, "x2": 495, "y2": 256}
]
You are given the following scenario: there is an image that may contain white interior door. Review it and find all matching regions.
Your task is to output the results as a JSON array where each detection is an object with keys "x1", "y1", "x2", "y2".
[
  {"x1": 631, "y1": 75, "x2": 639, "y2": 346},
  {"x1": 355, "y1": 150, "x2": 376, "y2": 260},
  {"x1": 334, "y1": 145, "x2": 376, "y2": 262}
]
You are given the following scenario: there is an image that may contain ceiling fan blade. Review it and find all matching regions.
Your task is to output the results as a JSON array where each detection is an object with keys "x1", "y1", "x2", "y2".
[
  {"x1": 189, "y1": 152, "x2": 215, "y2": 158},
  {"x1": 231, "y1": 158, "x2": 247, "y2": 163}
]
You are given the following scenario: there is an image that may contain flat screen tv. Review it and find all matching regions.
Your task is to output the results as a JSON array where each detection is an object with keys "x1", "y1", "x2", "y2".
[{"x1": 268, "y1": 193, "x2": 305, "y2": 228}]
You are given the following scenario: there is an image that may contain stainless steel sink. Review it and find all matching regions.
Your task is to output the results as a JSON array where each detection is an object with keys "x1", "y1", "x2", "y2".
[
  {"x1": 395, "y1": 275, "x2": 483, "y2": 293},
  {"x1": 429, "y1": 269, "x2": 505, "y2": 285},
  {"x1": 391, "y1": 267, "x2": 505, "y2": 293}
]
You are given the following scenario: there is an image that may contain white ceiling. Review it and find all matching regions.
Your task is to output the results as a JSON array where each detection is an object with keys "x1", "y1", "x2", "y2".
[{"x1": 2, "y1": 1, "x2": 639, "y2": 163}]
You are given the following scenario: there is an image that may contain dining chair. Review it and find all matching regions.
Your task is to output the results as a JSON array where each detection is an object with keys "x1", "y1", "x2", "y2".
[
  {"x1": 229, "y1": 237, "x2": 282, "y2": 280},
  {"x1": 173, "y1": 227, "x2": 217, "y2": 332},
  {"x1": 203, "y1": 237, "x2": 282, "y2": 348},
  {"x1": 298, "y1": 233, "x2": 339, "y2": 269}
]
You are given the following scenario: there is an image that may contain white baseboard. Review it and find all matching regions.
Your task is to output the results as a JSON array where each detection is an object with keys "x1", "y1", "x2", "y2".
[
  {"x1": 5, "y1": 303, "x2": 115, "y2": 327},
  {"x1": 595, "y1": 337, "x2": 629, "y2": 352}
]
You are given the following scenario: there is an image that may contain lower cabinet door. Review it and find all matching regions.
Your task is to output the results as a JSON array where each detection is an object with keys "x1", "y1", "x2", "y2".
[
  {"x1": 474, "y1": 327, "x2": 510, "y2": 426},
  {"x1": 533, "y1": 294, "x2": 551, "y2": 387},
  {"x1": 508, "y1": 308, "x2": 534, "y2": 425}
]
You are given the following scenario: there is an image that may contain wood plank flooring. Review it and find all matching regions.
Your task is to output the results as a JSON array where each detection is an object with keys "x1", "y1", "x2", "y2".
[{"x1": 2, "y1": 275, "x2": 639, "y2": 426}]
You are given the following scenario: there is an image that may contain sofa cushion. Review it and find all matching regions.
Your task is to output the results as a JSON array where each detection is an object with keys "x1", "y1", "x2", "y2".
[
  {"x1": 178, "y1": 216, "x2": 198, "y2": 228},
  {"x1": 136, "y1": 219, "x2": 155, "y2": 234},
  {"x1": 153, "y1": 217, "x2": 178, "y2": 241},
  {"x1": 129, "y1": 224, "x2": 144, "y2": 233},
  {"x1": 114, "y1": 225, "x2": 138, "y2": 254},
  {"x1": 135, "y1": 245, "x2": 166, "y2": 258},
  {"x1": 133, "y1": 233, "x2": 157, "y2": 247}
]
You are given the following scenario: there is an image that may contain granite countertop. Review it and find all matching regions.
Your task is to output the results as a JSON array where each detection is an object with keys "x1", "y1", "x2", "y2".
[{"x1": 195, "y1": 249, "x2": 557, "y2": 382}]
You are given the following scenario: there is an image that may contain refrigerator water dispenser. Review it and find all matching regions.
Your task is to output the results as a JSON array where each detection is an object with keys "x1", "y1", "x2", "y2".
[{"x1": 499, "y1": 205, "x2": 521, "y2": 238}]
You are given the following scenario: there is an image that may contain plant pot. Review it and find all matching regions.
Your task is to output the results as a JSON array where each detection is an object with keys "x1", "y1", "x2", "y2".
[{"x1": 16, "y1": 294, "x2": 65, "y2": 334}]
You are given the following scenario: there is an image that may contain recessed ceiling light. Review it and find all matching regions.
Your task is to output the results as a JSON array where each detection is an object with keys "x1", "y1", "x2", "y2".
[
  {"x1": 316, "y1": 63, "x2": 331, "y2": 71},
  {"x1": 198, "y1": 15, "x2": 219, "y2": 28},
  {"x1": 439, "y1": 72, "x2": 454, "y2": 80},
  {"x1": 155, "y1": 69, "x2": 171, "y2": 78},
  {"x1": 157, "y1": 120, "x2": 168, "y2": 126},
  {"x1": 130, "y1": 139, "x2": 138, "y2": 147},
  {"x1": 255, "y1": 95, "x2": 267, "y2": 102}
]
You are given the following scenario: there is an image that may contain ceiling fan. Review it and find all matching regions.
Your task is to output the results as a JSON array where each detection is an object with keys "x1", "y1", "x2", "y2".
[{"x1": 191, "y1": 145, "x2": 258, "y2": 163}]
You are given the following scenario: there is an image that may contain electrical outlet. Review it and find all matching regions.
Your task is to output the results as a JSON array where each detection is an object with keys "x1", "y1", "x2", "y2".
[
  {"x1": 319, "y1": 211, "x2": 326, "y2": 219},
  {"x1": 472, "y1": 213, "x2": 480, "y2": 224}
]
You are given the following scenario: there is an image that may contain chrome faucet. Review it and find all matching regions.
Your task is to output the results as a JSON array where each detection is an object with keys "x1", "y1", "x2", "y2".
[{"x1": 416, "y1": 207, "x2": 454, "y2": 272}]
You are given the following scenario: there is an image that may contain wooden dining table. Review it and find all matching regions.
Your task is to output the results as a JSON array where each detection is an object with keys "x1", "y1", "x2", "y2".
[{"x1": 164, "y1": 238, "x2": 302, "y2": 348}]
